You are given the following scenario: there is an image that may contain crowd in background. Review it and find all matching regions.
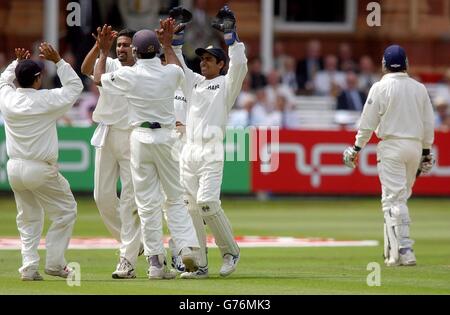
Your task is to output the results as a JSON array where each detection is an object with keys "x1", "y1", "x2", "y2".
[{"x1": 0, "y1": 0, "x2": 449, "y2": 132}]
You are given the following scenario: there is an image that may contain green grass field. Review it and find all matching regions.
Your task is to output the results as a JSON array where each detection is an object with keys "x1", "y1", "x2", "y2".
[{"x1": 0, "y1": 195, "x2": 449, "y2": 295}]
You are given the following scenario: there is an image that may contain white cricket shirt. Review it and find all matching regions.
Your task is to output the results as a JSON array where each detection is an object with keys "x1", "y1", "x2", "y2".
[
  {"x1": 92, "y1": 57, "x2": 129, "y2": 130},
  {"x1": 355, "y1": 72, "x2": 435, "y2": 149},
  {"x1": 174, "y1": 42, "x2": 248, "y2": 145},
  {"x1": 0, "y1": 59, "x2": 83, "y2": 163},
  {"x1": 101, "y1": 58, "x2": 184, "y2": 128}
]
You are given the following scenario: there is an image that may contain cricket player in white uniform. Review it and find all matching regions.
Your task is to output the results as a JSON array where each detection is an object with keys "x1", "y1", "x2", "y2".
[
  {"x1": 0, "y1": 44, "x2": 83, "y2": 280},
  {"x1": 159, "y1": 52, "x2": 189, "y2": 273},
  {"x1": 81, "y1": 27, "x2": 142, "y2": 279},
  {"x1": 170, "y1": 6, "x2": 248, "y2": 278},
  {"x1": 93, "y1": 22, "x2": 200, "y2": 280},
  {"x1": 343, "y1": 45, "x2": 435, "y2": 266}
]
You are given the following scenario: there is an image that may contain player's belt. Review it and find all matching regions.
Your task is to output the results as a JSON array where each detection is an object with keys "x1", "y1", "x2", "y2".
[{"x1": 140, "y1": 122, "x2": 162, "y2": 129}]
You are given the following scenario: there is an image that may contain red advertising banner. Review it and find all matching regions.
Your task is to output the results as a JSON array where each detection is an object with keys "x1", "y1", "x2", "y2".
[{"x1": 251, "y1": 130, "x2": 450, "y2": 196}]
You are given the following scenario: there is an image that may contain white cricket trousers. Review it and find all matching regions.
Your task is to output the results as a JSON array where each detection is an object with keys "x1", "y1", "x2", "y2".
[
  {"x1": 180, "y1": 143, "x2": 240, "y2": 265},
  {"x1": 377, "y1": 139, "x2": 422, "y2": 249},
  {"x1": 94, "y1": 128, "x2": 141, "y2": 265},
  {"x1": 7, "y1": 159, "x2": 77, "y2": 274},
  {"x1": 129, "y1": 128, "x2": 199, "y2": 257}
]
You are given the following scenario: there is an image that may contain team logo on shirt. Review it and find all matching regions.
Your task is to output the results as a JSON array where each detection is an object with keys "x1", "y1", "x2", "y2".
[
  {"x1": 110, "y1": 73, "x2": 115, "y2": 82},
  {"x1": 175, "y1": 95, "x2": 187, "y2": 103},
  {"x1": 207, "y1": 84, "x2": 220, "y2": 90}
]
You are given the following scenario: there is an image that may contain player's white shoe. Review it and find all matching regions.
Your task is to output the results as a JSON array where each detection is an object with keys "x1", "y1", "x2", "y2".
[
  {"x1": 147, "y1": 255, "x2": 177, "y2": 280},
  {"x1": 180, "y1": 266, "x2": 209, "y2": 279},
  {"x1": 399, "y1": 248, "x2": 417, "y2": 266},
  {"x1": 180, "y1": 247, "x2": 199, "y2": 273},
  {"x1": 112, "y1": 257, "x2": 136, "y2": 279},
  {"x1": 45, "y1": 266, "x2": 72, "y2": 278},
  {"x1": 219, "y1": 253, "x2": 240, "y2": 277},
  {"x1": 21, "y1": 270, "x2": 43, "y2": 281},
  {"x1": 385, "y1": 248, "x2": 417, "y2": 267},
  {"x1": 171, "y1": 255, "x2": 186, "y2": 273}
]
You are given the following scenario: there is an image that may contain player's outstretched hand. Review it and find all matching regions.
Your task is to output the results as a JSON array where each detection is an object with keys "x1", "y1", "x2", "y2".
[
  {"x1": 96, "y1": 24, "x2": 117, "y2": 54},
  {"x1": 343, "y1": 146, "x2": 359, "y2": 169},
  {"x1": 15, "y1": 48, "x2": 31, "y2": 61},
  {"x1": 39, "y1": 42, "x2": 61, "y2": 64},
  {"x1": 158, "y1": 18, "x2": 176, "y2": 48},
  {"x1": 211, "y1": 5, "x2": 239, "y2": 45}
]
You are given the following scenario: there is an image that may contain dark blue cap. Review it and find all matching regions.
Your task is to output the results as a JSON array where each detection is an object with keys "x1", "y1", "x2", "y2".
[
  {"x1": 195, "y1": 46, "x2": 227, "y2": 63},
  {"x1": 383, "y1": 45, "x2": 407, "y2": 71},
  {"x1": 132, "y1": 29, "x2": 160, "y2": 55}
]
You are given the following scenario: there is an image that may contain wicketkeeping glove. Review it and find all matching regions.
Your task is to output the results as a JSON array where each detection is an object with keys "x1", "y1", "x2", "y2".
[
  {"x1": 343, "y1": 146, "x2": 360, "y2": 169},
  {"x1": 211, "y1": 5, "x2": 239, "y2": 46},
  {"x1": 418, "y1": 150, "x2": 435, "y2": 175},
  {"x1": 169, "y1": 6, "x2": 192, "y2": 46}
]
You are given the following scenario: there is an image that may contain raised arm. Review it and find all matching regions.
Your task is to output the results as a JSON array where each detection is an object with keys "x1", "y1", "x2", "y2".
[
  {"x1": 158, "y1": 18, "x2": 183, "y2": 69},
  {"x1": 93, "y1": 25, "x2": 117, "y2": 86},
  {"x1": 165, "y1": 6, "x2": 203, "y2": 92},
  {"x1": 0, "y1": 48, "x2": 31, "y2": 86},
  {"x1": 81, "y1": 38, "x2": 100, "y2": 76},
  {"x1": 39, "y1": 42, "x2": 83, "y2": 113},
  {"x1": 212, "y1": 5, "x2": 249, "y2": 111}
]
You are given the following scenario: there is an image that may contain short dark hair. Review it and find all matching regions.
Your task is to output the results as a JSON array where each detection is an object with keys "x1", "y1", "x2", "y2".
[
  {"x1": 15, "y1": 60, "x2": 42, "y2": 88},
  {"x1": 117, "y1": 29, "x2": 136, "y2": 39}
]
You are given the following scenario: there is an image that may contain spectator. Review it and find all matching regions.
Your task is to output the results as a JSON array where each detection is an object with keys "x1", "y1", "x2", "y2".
[
  {"x1": 433, "y1": 97, "x2": 449, "y2": 129},
  {"x1": 438, "y1": 115, "x2": 450, "y2": 132},
  {"x1": 336, "y1": 72, "x2": 367, "y2": 111},
  {"x1": 265, "y1": 69, "x2": 295, "y2": 113},
  {"x1": 249, "y1": 58, "x2": 267, "y2": 90},
  {"x1": 296, "y1": 39, "x2": 323, "y2": 94},
  {"x1": 313, "y1": 54, "x2": 346, "y2": 97},
  {"x1": 280, "y1": 56, "x2": 298, "y2": 92},
  {"x1": 235, "y1": 74, "x2": 253, "y2": 109},
  {"x1": 273, "y1": 40, "x2": 290, "y2": 76},
  {"x1": 358, "y1": 55, "x2": 380, "y2": 94},
  {"x1": 265, "y1": 94, "x2": 299, "y2": 129},
  {"x1": 434, "y1": 68, "x2": 450, "y2": 104},
  {"x1": 338, "y1": 42, "x2": 358, "y2": 72},
  {"x1": 228, "y1": 93, "x2": 267, "y2": 128}
]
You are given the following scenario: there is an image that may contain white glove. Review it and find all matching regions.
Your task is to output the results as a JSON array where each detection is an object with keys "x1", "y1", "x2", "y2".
[
  {"x1": 343, "y1": 146, "x2": 359, "y2": 169},
  {"x1": 418, "y1": 152, "x2": 435, "y2": 175}
]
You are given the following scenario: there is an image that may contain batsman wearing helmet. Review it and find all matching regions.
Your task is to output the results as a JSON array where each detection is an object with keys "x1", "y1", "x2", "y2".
[
  {"x1": 343, "y1": 45, "x2": 435, "y2": 267},
  {"x1": 169, "y1": 5, "x2": 248, "y2": 279}
]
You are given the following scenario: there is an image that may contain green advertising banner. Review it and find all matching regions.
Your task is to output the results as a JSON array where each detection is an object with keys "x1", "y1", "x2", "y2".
[
  {"x1": 0, "y1": 126, "x2": 96, "y2": 192},
  {"x1": 0, "y1": 127, "x2": 251, "y2": 193}
]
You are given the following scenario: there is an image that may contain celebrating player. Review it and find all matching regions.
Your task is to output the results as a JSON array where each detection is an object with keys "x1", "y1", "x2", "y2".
[
  {"x1": 343, "y1": 45, "x2": 435, "y2": 266},
  {"x1": 0, "y1": 44, "x2": 83, "y2": 280},
  {"x1": 169, "y1": 5, "x2": 248, "y2": 278},
  {"x1": 93, "y1": 22, "x2": 200, "y2": 280},
  {"x1": 81, "y1": 27, "x2": 143, "y2": 279}
]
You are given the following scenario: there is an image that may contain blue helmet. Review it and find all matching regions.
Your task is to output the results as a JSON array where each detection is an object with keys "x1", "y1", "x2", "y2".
[{"x1": 383, "y1": 45, "x2": 408, "y2": 72}]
